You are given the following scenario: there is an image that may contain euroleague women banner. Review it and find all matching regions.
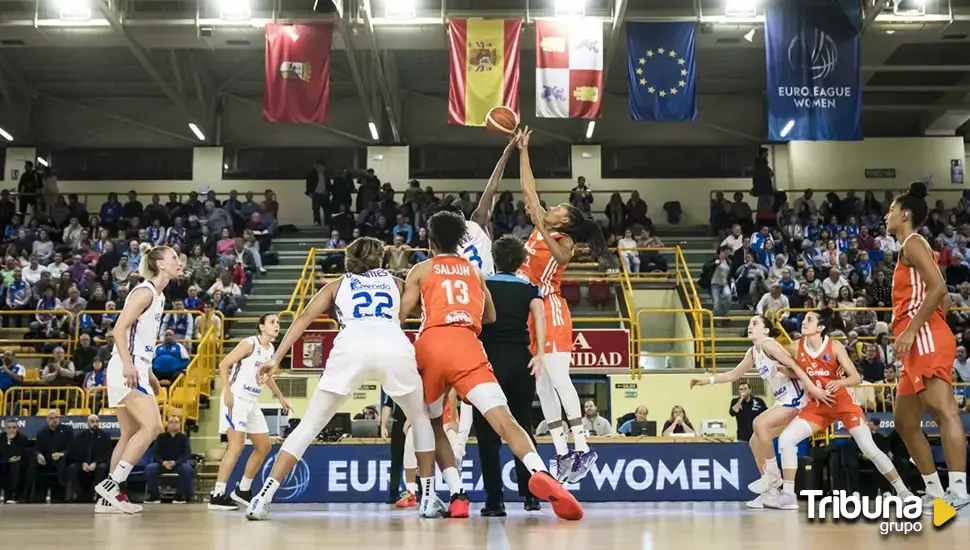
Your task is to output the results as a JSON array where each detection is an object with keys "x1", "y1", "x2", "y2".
[
  {"x1": 264, "y1": 23, "x2": 333, "y2": 123},
  {"x1": 764, "y1": 0, "x2": 862, "y2": 141},
  {"x1": 447, "y1": 18, "x2": 522, "y2": 126}
]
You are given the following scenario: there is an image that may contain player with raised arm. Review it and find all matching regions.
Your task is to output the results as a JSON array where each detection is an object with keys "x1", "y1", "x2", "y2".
[
  {"x1": 690, "y1": 315, "x2": 831, "y2": 509},
  {"x1": 209, "y1": 314, "x2": 292, "y2": 510},
  {"x1": 400, "y1": 210, "x2": 582, "y2": 520},
  {"x1": 886, "y1": 182, "x2": 967, "y2": 510},
  {"x1": 754, "y1": 309, "x2": 914, "y2": 510},
  {"x1": 95, "y1": 243, "x2": 181, "y2": 514},
  {"x1": 517, "y1": 127, "x2": 619, "y2": 483},
  {"x1": 245, "y1": 237, "x2": 441, "y2": 520}
]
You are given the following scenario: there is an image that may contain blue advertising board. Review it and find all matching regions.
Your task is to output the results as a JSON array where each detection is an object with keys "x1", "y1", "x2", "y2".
[
  {"x1": 1, "y1": 415, "x2": 121, "y2": 438},
  {"x1": 229, "y1": 442, "x2": 761, "y2": 503},
  {"x1": 834, "y1": 411, "x2": 970, "y2": 436}
]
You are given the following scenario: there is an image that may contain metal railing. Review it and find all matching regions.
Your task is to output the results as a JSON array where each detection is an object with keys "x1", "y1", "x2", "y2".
[
  {"x1": 0, "y1": 311, "x2": 76, "y2": 358},
  {"x1": 164, "y1": 323, "x2": 220, "y2": 426},
  {"x1": 3, "y1": 386, "x2": 88, "y2": 415}
]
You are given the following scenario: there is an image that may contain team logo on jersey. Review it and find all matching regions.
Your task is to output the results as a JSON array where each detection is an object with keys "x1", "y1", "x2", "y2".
[
  {"x1": 805, "y1": 365, "x2": 831, "y2": 377},
  {"x1": 349, "y1": 277, "x2": 392, "y2": 291},
  {"x1": 445, "y1": 311, "x2": 473, "y2": 326},
  {"x1": 823, "y1": 353, "x2": 831, "y2": 361}
]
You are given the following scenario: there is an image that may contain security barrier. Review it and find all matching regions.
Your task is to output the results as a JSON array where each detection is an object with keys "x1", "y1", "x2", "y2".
[
  {"x1": 0, "y1": 310, "x2": 76, "y2": 358},
  {"x1": 3, "y1": 386, "x2": 87, "y2": 416}
]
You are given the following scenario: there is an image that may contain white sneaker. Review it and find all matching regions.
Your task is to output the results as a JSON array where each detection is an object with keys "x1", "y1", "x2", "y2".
[
  {"x1": 762, "y1": 491, "x2": 799, "y2": 510},
  {"x1": 745, "y1": 494, "x2": 764, "y2": 509},
  {"x1": 245, "y1": 495, "x2": 271, "y2": 521},
  {"x1": 920, "y1": 493, "x2": 942, "y2": 516},
  {"x1": 94, "y1": 480, "x2": 135, "y2": 515},
  {"x1": 747, "y1": 473, "x2": 782, "y2": 494},
  {"x1": 944, "y1": 490, "x2": 970, "y2": 512},
  {"x1": 418, "y1": 495, "x2": 448, "y2": 518}
]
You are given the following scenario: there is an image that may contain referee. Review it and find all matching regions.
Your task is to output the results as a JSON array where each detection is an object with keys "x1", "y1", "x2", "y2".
[{"x1": 475, "y1": 235, "x2": 546, "y2": 516}]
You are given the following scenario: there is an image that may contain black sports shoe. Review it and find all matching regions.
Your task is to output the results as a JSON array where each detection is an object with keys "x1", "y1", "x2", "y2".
[
  {"x1": 231, "y1": 487, "x2": 254, "y2": 507},
  {"x1": 144, "y1": 494, "x2": 162, "y2": 504},
  {"x1": 480, "y1": 501, "x2": 507, "y2": 517},
  {"x1": 208, "y1": 493, "x2": 238, "y2": 511},
  {"x1": 524, "y1": 495, "x2": 541, "y2": 512}
]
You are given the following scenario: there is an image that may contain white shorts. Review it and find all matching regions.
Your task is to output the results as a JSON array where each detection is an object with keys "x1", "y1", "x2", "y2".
[
  {"x1": 770, "y1": 382, "x2": 807, "y2": 410},
  {"x1": 107, "y1": 354, "x2": 154, "y2": 408},
  {"x1": 317, "y1": 326, "x2": 421, "y2": 397},
  {"x1": 218, "y1": 396, "x2": 269, "y2": 435}
]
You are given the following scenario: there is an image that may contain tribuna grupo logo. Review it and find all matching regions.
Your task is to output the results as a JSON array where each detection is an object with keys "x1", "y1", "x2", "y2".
[{"x1": 802, "y1": 490, "x2": 956, "y2": 535}]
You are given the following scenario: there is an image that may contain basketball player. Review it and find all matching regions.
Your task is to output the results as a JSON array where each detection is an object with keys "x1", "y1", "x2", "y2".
[
  {"x1": 400, "y1": 210, "x2": 583, "y2": 521},
  {"x1": 753, "y1": 309, "x2": 914, "y2": 510},
  {"x1": 689, "y1": 315, "x2": 831, "y2": 509},
  {"x1": 246, "y1": 237, "x2": 441, "y2": 520},
  {"x1": 886, "y1": 182, "x2": 967, "y2": 509},
  {"x1": 446, "y1": 135, "x2": 518, "y2": 463},
  {"x1": 95, "y1": 243, "x2": 181, "y2": 514},
  {"x1": 517, "y1": 127, "x2": 618, "y2": 483},
  {"x1": 209, "y1": 314, "x2": 292, "y2": 510}
]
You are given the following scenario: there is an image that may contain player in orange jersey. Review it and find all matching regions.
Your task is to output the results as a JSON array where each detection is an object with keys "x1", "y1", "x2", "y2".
[
  {"x1": 400, "y1": 210, "x2": 583, "y2": 521},
  {"x1": 750, "y1": 309, "x2": 914, "y2": 510},
  {"x1": 886, "y1": 182, "x2": 967, "y2": 510},
  {"x1": 516, "y1": 127, "x2": 619, "y2": 483}
]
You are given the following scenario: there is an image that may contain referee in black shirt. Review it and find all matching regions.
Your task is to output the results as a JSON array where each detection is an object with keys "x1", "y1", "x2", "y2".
[{"x1": 475, "y1": 235, "x2": 547, "y2": 516}]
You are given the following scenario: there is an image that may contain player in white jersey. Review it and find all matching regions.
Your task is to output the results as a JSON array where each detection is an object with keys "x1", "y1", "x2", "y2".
[
  {"x1": 209, "y1": 314, "x2": 292, "y2": 511},
  {"x1": 689, "y1": 315, "x2": 830, "y2": 509},
  {"x1": 95, "y1": 243, "x2": 182, "y2": 514},
  {"x1": 437, "y1": 135, "x2": 516, "y2": 464},
  {"x1": 246, "y1": 237, "x2": 443, "y2": 520}
]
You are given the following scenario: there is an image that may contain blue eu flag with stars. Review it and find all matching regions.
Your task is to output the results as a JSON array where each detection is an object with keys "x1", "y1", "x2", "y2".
[{"x1": 627, "y1": 22, "x2": 697, "y2": 122}]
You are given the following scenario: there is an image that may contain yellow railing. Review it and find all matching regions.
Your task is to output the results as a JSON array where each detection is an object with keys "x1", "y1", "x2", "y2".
[
  {"x1": 0, "y1": 311, "x2": 76, "y2": 357},
  {"x1": 3, "y1": 387, "x2": 88, "y2": 415},
  {"x1": 164, "y1": 324, "x2": 220, "y2": 426},
  {"x1": 633, "y1": 308, "x2": 717, "y2": 373}
]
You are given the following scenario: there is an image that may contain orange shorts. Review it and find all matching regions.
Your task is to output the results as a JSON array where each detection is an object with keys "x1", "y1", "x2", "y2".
[
  {"x1": 414, "y1": 327, "x2": 497, "y2": 405},
  {"x1": 799, "y1": 393, "x2": 866, "y2": 431},
  {"x1": 529, "y1": 293, "x2": 573, "y2": 355},
  {"x1": 895, "y1": 319, "x2": 955, "y2": 397}
]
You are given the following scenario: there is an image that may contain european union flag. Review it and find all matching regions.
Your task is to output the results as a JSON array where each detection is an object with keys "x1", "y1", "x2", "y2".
[{"x1": 627, "y1": 22, "x2": 697, "y2": 122}]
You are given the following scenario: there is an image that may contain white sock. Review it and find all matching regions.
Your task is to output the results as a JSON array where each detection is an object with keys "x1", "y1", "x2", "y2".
[
  {"x1": 406, "y1": 481, "x2": 418, "y2": 494},
  {"x1": 948, "y1": 472, "x2": 968, "y2": 498},
  {"x1": 923, "y1": 472, "x2": 946, "y2": 497},
  {"x1": 420, "y1": 477, "x2": 434, "y2": 499},
  {"x1": 549, "y1": 426, "x2": 569, "y2": 456},
  {"x1": 764, "y1": 458, "x2": 780, "y2": 477},
  {"x1": 110, "y1": 461, "x2": 133, "y2": 484},
  {"x1": 571, "y1": 425, "x2": 589, "y2": 453},
  {"x1": 782, "y1": 480, "x2": 795, "y2": 495},
  {"x1": 441, "y1": 467, "x2": 462, "y2": 496},
  {"x1": 213, "y1": 482, "x2": 227, "y2": 496},
  {"x1": 522, "y1": 452, "x2": 547, "y2": 474},
  {"x1": 257, "y1": 478, "x2": 280, "y2": 503},
  {"x1": 890, "y1": 478, "x2": 909, "y2": 495},
  {"x1": 239, "y1": 477, "x2": 253, "y2": 491}
]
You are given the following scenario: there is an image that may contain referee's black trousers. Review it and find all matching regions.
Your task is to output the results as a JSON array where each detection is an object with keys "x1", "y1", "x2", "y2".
[
  {"x1": 474, "y1": 343, "x2": 537, "y2": 503},
  {"x1": 387, "y1": 405, "x2": 407, "y2": 503}
]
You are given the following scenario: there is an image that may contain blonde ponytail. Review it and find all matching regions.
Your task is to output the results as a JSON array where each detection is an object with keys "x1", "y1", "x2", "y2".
[{"x1": 139, "y1": 243, "x2": 169, "y2": 278}]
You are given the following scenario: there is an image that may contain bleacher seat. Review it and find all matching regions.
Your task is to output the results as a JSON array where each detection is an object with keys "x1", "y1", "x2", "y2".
[
  {"x1": 561, "y1": 281, "x2": 582, "y2": 307},
  {"x1": 67, "y1": 408, "x2": 91, "y2": 416},
  {"x1": 588, "y1": 281, "x2": 612, "y2": 307}
]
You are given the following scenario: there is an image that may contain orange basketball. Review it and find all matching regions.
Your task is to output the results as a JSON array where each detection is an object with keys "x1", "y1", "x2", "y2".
[{"x1": 485, "y1": 106, "x2": 518, "y2": 134}]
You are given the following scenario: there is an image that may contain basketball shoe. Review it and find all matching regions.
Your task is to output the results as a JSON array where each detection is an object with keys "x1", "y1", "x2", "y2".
[
  {"x1": 528, "y1": 471, "x2": 583, "y2": 520},
  {"x1": 554, "y1": 454, "x2": 576, "y2": 484},
  {"x1": 395, "y1": 491, "x2": 417, "y2": 509},
  {"x1": 761, "y1": 490, "x2": 798, "y2": 510},
  {"x1": 246, "y1": 494, "x2": 271, "y2": 521},
  {"x1": 747, "y1": 471, "x2": 782, "y2": 494},
  {"x1": 565, "y1": 450, "x2": 599, "y2": 484},
  {"x1": 418, "y1": 494, "x2": 448, "y2": 518},
  {"x1": 446, "y1": 492, "x2": 470, "y2": 518},
  {"x1": 231, "y1": 484, "x2": 254, "y2": 507}
]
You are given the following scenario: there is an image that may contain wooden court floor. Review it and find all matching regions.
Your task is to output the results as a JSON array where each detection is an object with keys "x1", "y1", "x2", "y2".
[{"x1": 0, "y1": 502, "x2": 965, "y2": 548}]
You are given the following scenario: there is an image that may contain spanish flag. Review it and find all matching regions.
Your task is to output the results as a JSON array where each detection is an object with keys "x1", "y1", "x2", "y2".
[{"x1": 447, "y1": 18, "x2": 522, "y2": 126}]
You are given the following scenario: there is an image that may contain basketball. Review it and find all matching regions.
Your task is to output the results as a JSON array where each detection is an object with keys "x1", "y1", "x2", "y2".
[{"x1": 485, "y1": 105, "x2": 518, "y2": 134}]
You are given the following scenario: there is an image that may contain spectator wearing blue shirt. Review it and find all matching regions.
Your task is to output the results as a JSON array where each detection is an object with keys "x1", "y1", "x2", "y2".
[
  {"x1": 3, "y1": 214, "x2": 22, "y2": 241},
  {"x1": 0, "y1": 350, "x2": 25, "y2": 392},
  {"x1": 618, "y1": 406, "x2": 649, "y2": 436},
  {"x1": 318, "y1": 230, "x2": 346, "y2": 273},
  {"x1": 844, "y1": 216, "x2": 860, "y2": 237},
  {"x1": 391, "y1": 213, "x2": 414, "y2": 245},
  {"x1": 99, "y1": 193, "x2": 122, "y2": 232},
  {"x1": 161, "y1": 303, "x2": 195, "y2": 346},
  {"x1": 152, "y1": 330, "x2": 191, "y2": 382},
  {"x1": 4, "y1": 269, "x2": 32, "y2": 328},
  {"x1": 757, "y1": 240, "x2": 777, "y2": 269},
  {"x1": 147, "y1": 219, "x2": 166, "y2": 246}
]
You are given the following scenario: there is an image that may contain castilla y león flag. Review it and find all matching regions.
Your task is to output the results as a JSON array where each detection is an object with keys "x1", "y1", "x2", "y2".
[
  {"x1": 264, "y1": 22, "x2": 333, "y2": 123},
  {"x1": 447, "y1": 18, "x2": 522, "y2": 126}
]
